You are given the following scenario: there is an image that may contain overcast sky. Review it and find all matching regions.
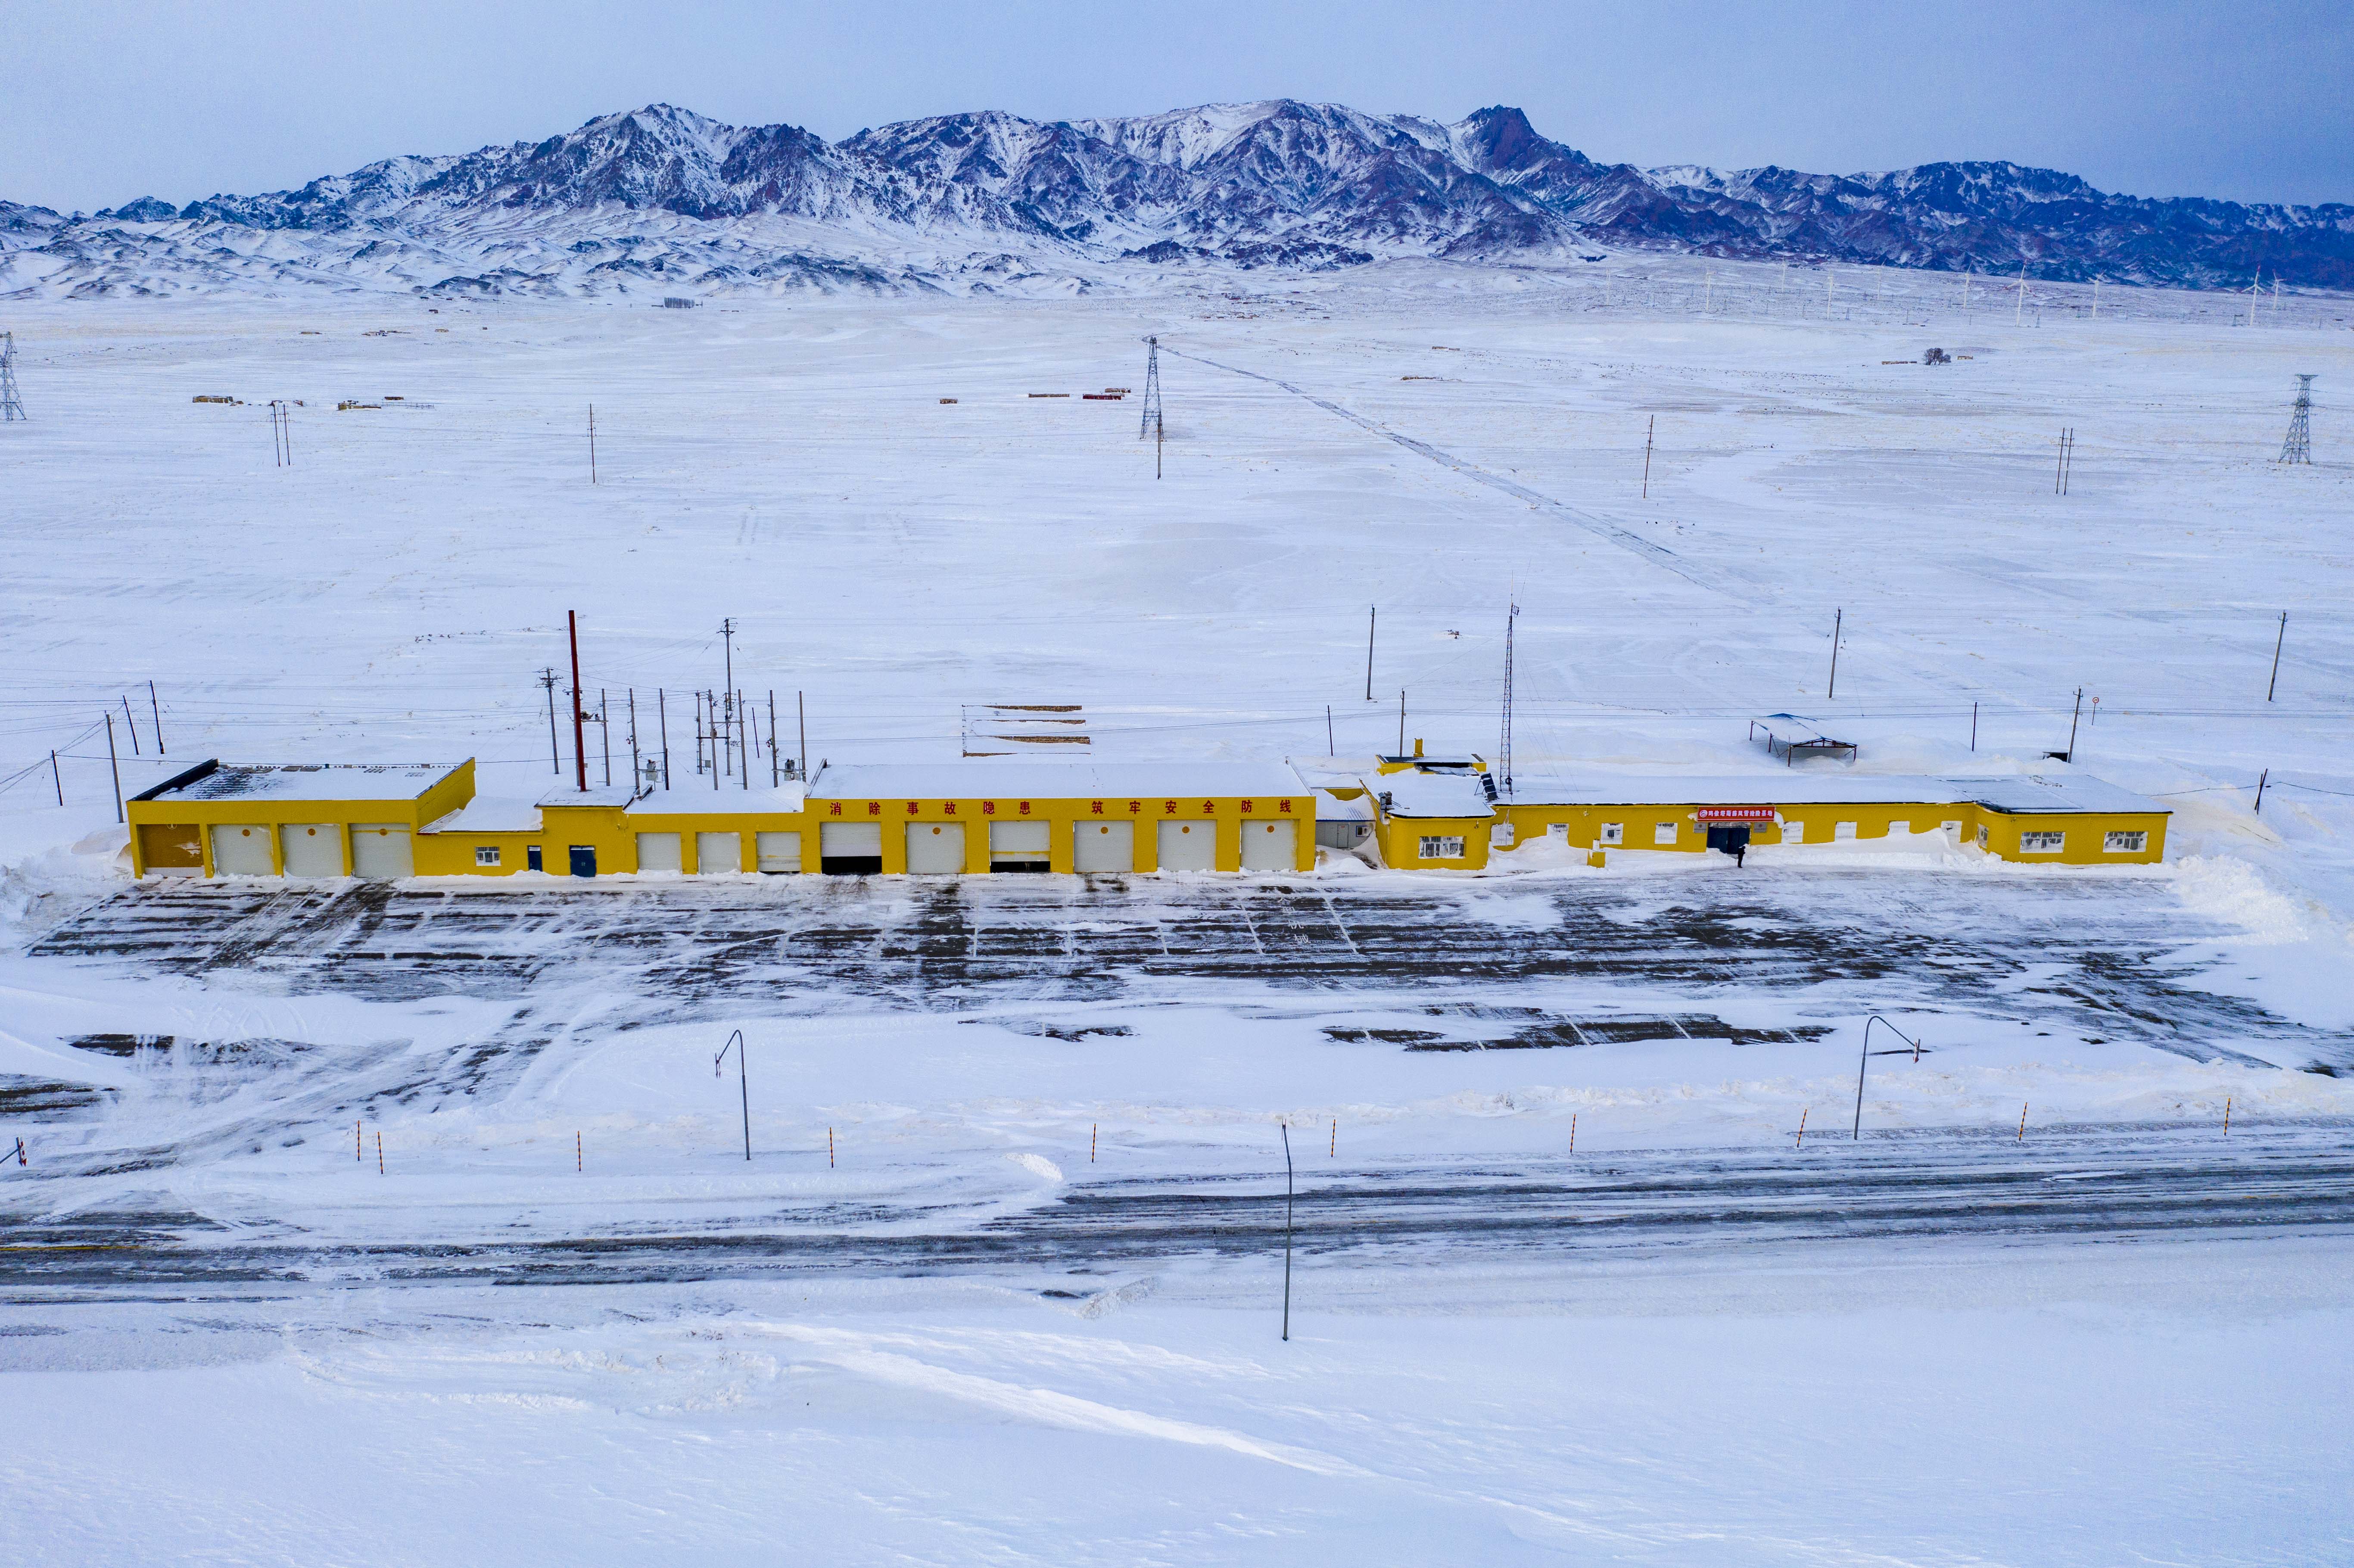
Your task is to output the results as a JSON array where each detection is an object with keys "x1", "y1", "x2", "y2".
[{"x1": 6, "y1": 0, "x2": 2350, "y2": 212}]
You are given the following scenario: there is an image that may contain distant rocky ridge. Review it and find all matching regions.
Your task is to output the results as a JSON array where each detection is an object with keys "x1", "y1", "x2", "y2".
[{"x1": 3, "y1": 100, "x2": 2348, "y2": 299}]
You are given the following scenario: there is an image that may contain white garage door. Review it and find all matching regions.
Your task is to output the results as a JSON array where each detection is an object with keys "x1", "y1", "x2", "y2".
[
  {"x1": 755, "y1": 831, "x2": 801, "y2": 873},
  {"x1": 211, "y1": 823, "x2": 274, "y2": 876},
  {"x1": 695, "y1": 831, "x2": 742, "y2": 874},
  {"x1": 989, "y1": 820, "x2": 1050, "y2": 869},
  {"x1": 1074, "y1": 820, "x2": 1133, "y2": 873},
  {"x1": 1157, "y1": 819, "x2": 1216, "y2": 871},
  {"x1": 280, "y1": 823, "x2": 343, "y2": 877},
  {"x1": 635, "y1": 832, "x2": 682, "y2": 871},
  {"x1": 906, "y1": 821, "x2": 965, "y2": 874},
  {"x1": 820, "y1": 822, "x2": 882, "y2": 856},
  {"x1": 1239, "y1": 819, "x2": 1295, "y2": 871},
  {"x1": 350, "y1": 824, "x2": 413, "y2": 879}
]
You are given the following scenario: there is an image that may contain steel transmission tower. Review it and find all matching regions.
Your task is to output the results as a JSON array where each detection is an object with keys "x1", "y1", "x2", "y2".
[
  {"x1": 1137, "y1": 336, "x2": 1162, "y2": 441},
  {"x1": 2278, "y1": 374, "x2": 2315, "y2": 465},
  {"x1": 0, "y1": 332, "x2": 25, "y2": 421}
]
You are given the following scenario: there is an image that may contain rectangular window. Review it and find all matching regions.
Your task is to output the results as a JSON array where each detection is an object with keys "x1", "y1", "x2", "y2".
[
  {"x1": 1653, "y1": 822, "x2": 1677, "y2": 845},
  {"x1": 1781, "y1": 821, "x2": 1803, "y2": 844},
  {"x1": 2021, "y1": 831, "x2": 2066, "y2": 854},
  {"x1": 1600, "y1": 822, "x2": 1623, "y2": 845},
  {"x1": 475, "y1": 846, "x2": 501, "y2": 867},
  {"x1": 1418, "y1": 835, "x2": 1466, "y2": 860},
  {"x1": 1548, "y1": 822, "x2": 1569, "y2": 839},
  {"x1": 2103, "y1": 830, "x2": 2147, "y2": 854},
  {"x1": 1834, "y1": 822, "x2": 1858, "y2": 841},
  {"x1": 1489, "y1": 823, "x2": 1515, "y2": 848},
  {"x1": 1976, "y1": 824, "x2": 1989, "y2": 849}
]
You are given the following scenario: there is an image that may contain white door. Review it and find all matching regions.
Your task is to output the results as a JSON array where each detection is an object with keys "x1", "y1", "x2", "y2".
[
  {"x1": 1157, "y1": 819, "x2": 1216, "y2": 871},
  {"x1": 989, "y1": 820, "x2": 1050, "y2": 868},
  {"x1": 1074, "y1": 820, "x2": 1133, "y2": 873},
  {"x1": 280, "y1": 823, "x2": 343, "y2": 877},
  {"x1": 755, "y1": 831, "x2": 801, "y2": 873},
  {"x1": 350, "y1": 824, "x2": 414, "y2": 878},
  {"x1": 696, "y1": 831, "x2": 742, "y2": 874},
  {"x1": 906, "y1": 822, "x2": 965, "y2": 873},
  {"x1": 821, "y1": 822, "x2": 882, "y2": 862},
  {"x1": 211, "y1": 823, "x2": 275, "y2": 876},
  {"x1": 1239, "y1": 819, "x2": 1295, "y2": 871},
  {"x1": 635, "y1": 832, "x2": 682, "y2": 871}
]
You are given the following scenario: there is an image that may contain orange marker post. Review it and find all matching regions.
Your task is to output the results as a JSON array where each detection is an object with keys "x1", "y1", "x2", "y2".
[
  {"x1": 1330, "y1": 1118, "x2": 1336, "y2": 1158},
  {"x1": 2223, "y1": 1095, "x2": 2232, "y2": 1135},
  {"x1": 356, "y1": 1119, "x2": 361, "y2": 1162},
  {"x1": 2018, "y1": 1102, "x2": 2029, "y2": 1142},
  {"x1": 1091, "y1": 1123, "x2": 1097, "y2": 1163},
  {"x1": 377, "y1": 1131, "x2": 385, "y2": 1174},
  {"x1": 576, "y1": 1131, "x2": 582, "y2": 1172},
  {"x1": 1796, "y1": 1108, "x2": 1808, "y2": 1148},
  {"x1": 828, "y1": 1126, "x2": 835, "y2": 1169}
]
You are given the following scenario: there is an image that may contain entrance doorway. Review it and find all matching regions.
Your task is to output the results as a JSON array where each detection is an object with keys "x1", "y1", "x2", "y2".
[{"x1": 1704, "y1": 826, "x2": 1751, "y2": 856}]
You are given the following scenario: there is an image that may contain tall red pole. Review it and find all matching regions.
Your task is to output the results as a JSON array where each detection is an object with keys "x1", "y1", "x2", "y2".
[{"x1": 568, "y1": 610, "x2": 588, "y2": 792}]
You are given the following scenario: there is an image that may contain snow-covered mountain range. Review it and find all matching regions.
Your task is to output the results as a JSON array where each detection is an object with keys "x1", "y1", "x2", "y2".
[{"x1": 5, "y1": 100, "x2": 2348, "y2": 299}]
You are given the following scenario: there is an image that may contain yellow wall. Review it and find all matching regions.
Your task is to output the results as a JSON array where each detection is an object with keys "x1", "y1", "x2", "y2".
[
  {"x1": 129, "y1": 761, "x2": 476, "y2": 877},
  {"x1": 804, "y1": 790, "x2": 1315, "y2": 874},
  {"x1": 1976, "y1": 810, "x2": 2166, "y2": 865},
  {"x1": 1493, "y1": 800, "x2": 2166, "y2": 865},
  {"x1": 1373, "y1": 813, "x2": 1492, "y2": 870}
]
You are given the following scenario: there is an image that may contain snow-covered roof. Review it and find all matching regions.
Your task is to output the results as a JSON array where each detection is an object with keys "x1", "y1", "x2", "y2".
[
  {"x1": 144, "y1": 762, "x2": 461, "y2": 804},
  {"x1": 1314, "y1": 788, "x2": 1375, "y2": 823},
  {"x1": 1504, "y1": 773, "x2": 2167, "y2": 815},
  {"x1": 627, "y1": 782, "x2": 807, "y2": 817},
  {"x1": 423, "y1": 795, "x2": 542, "y2": 834},
  {"x1": 1375, "y1": 772, "x2": 1497, "y2": 819},
  {"x1": 1510, "y1": 774, "x2": 1971, "y2": 808},
  {"x1": 538, "y1": 783, "x2": 639, "y2": 809},
  {"x1": 1949, "y1": 775, "x2": 2169, "y2": 816},
  {"x1": 809, "y1": 762, "x2": 1309, "y2": 800}
]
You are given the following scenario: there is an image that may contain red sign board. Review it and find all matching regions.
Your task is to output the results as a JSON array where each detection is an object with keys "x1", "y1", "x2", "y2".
[{"x1": 1694, "y1": 806, "x2": 1778, "y2": 823}]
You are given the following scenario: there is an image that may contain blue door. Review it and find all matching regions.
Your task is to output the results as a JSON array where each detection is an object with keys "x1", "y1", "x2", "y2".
[{"x1": 569, "y1": 845, "x2": 596, "y2": 878}]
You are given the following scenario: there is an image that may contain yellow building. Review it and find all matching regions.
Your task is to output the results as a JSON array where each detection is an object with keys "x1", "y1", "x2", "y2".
[
  {"x1": 128, "y1": 752, "x2": 2164, "y2": 882},
  {"x1": 127, "y1": 760, "x2": 476, "y2": 878},
  {"x1": 803, "y1": 764, "x2": 1314, "y2": 874},
  {"x1": 1495, "y1": 774, "x2": 2168, "y2": 866},
  {"x1": 129, "y1": 759, "x2": 1317, "y2": 879}
]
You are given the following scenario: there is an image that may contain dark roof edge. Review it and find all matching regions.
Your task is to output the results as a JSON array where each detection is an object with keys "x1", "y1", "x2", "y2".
[{"x1": 131, "y1": 758, "x2": 221, "y2": 803}]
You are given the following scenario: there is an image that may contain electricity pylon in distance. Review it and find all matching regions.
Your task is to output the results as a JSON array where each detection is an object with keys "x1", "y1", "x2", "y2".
[{"x1": 2278, "y1": 374, "x2": 2315, "y2": 464}]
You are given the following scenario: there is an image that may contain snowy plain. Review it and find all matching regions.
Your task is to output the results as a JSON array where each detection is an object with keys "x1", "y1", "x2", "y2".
[{"x1": 3, "y1": 254, "x2": 2354, "y2": 1563}]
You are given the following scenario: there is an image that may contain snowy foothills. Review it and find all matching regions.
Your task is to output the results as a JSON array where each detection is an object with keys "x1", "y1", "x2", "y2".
[{"x1": 4, "y1": 96, "x2": 2354, "y2": 1568}]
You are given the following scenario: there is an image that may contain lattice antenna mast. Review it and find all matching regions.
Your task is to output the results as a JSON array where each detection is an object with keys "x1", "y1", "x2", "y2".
[
  {"x1": 1138, "y1": 336, "x2": 1163, "y2": 441},
  {"x1": 1498, "y1": 596, "x2": 1520, "y2": 798},
  {"x1": 2278, "y1": 374, "x2": 2315, "y2": 465},
  {"x1": 0, "y1": 333, "x2": 25, "y2": 422}
]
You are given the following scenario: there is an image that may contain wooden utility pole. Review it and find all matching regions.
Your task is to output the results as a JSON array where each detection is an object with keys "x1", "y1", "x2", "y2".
[
  {"x1": 1642, "y1": 416, "x2": 1654, "y2": 498},
  {"x1": 567, "y1": 612, "x2": 587, "y2": 792},
  {"x1": 104, "y1": 713, "x2": 123, "y2": 823},
  {"x1": 2268, "y1": 613, "x2": 2288, "y2": 702},
  {"x1": 797, "y1": 691, "x2": 806, "y2": 779},
  {"x1": 1827, "y1": 609, "x2": 1843, "y2": 699},
  {"x1": 588, "y1": 406, "x2": 598, "y2": 484},
  {"x1": 149, "y1": 680, "x2": 165, "y2": 756},
  {"x1": 1364, "y1": 607, "x2": 1376, "y2": 700}
]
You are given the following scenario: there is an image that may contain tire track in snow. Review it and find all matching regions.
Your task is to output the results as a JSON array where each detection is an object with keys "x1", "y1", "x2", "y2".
[{"x1": 1162, "y1": 345, "x2": 1738, "y2": 596}]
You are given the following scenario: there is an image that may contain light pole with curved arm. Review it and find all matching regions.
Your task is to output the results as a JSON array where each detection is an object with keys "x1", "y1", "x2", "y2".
[
  {"x1": 715, "y1": 1029, "x2": 750, "y2": 1161},
  {"x1": 1855, "y1": 1015, "x2": 1925, "y2": 1140}
]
